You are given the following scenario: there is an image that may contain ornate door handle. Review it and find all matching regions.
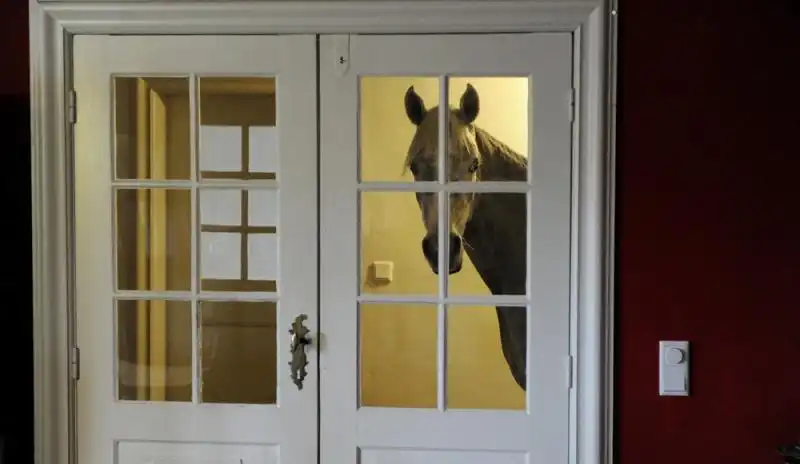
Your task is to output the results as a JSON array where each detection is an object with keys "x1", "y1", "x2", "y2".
[{"x1": 288, "y1": 314, "x2": 312, "y2": 390}]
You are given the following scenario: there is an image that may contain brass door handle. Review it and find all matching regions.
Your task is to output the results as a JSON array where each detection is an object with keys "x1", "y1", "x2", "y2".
[{"x1": 288, "y1": 314, "x2": 312, "y2": 390}]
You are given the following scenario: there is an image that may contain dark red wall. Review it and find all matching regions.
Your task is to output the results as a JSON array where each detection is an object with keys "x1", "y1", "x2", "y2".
[
  {"x1": 2, "y1": 1, "x2": 798, "y2": 463},
  {"x1": 0, "y1": 0, "x2": 33, "y2": 463},
  {"x1": 0, "y1": 0, "x2": 29, "y2": 96},
  {"x1": 616, "y1": 0, "x2": 800, "y2": 462}
]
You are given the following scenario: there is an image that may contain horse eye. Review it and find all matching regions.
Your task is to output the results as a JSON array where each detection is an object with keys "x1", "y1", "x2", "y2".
[{"x1": 468, "y1": 159, "x2": 480, "y2": 173}]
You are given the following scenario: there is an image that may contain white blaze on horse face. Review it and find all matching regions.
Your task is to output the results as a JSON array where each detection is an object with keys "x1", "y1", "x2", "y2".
[
  {"x1": 406, "y1": 112, "x2": 481, "y2": 183},
  {"x1": 416, "y1": 191, "x2": 475, "y2": 238}
]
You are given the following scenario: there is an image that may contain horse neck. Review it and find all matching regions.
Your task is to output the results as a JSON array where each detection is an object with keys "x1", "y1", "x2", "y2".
[{"x1": 461, "y1": 127, "x2": 528, "y2": 295}]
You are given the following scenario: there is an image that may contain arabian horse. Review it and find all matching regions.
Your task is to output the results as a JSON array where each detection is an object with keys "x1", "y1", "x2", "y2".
[{"x1": 403, "y1": 83, "x2": 528, "y2": 390}]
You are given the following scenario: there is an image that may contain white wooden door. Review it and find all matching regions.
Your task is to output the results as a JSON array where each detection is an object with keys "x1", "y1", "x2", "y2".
[
  {"x1": 319, "y1": 33, "x2": 574, "y2": 463},
  {"x1": 73, "y1": 35, "x2": 318, "y2": 464},
  {"x1": 73, "y1": 31, "x2": 574, "y2": 464}
]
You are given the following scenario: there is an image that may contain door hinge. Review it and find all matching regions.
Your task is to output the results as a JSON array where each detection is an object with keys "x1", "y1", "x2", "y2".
[
  {"x1": 67, "y1": 89, "x2": 77, "y2": 124},
  {"x1": 71, "y1": 346, "x2": 81, "y2": 381},
  {"x1": 568, "y1": 87, "x2": 575, "y2": 123},
  {"x1": 566, "y1": 355, "x2": 574, "y2": 389},
  {"x1": 333, "y1": 34, "x2": 351, "y2": 76}
]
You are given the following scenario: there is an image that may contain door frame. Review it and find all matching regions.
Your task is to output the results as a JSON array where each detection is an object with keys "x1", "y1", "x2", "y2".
[{"x1": 29, "y1": 1, "x2": 618, "y2": 464}]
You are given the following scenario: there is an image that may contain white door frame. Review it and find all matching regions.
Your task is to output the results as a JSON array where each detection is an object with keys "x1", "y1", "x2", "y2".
[{"x1": 28, "y1": 1, "x2": 618, "y2": 464}]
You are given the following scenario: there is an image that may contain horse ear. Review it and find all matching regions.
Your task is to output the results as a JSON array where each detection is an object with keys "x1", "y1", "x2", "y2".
[
  {"x1": 404, "y1": 86, "x2": 427, "y2": 126},
  {"x1": 458, "y1": 83, "x2": 480, "y2": 124}
]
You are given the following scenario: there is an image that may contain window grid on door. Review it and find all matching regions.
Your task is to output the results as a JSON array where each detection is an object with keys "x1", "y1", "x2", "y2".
[
  {"x1": 356, "y1": 76, "x2": 534, "y2": 412},
  {"x1": 110, "y1": 73, "x2": 280, "y2": 405},
  {"x1": 198, "y1": 121, "x2": 279, "y2": 293}
]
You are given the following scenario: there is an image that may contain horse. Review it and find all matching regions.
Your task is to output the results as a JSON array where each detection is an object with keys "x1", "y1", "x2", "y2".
[{"x1": 403, "y1": 83, "x2": 529, "y2": 391}]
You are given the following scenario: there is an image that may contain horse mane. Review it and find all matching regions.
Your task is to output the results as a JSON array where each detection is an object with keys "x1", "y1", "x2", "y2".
[{"x1": 472, "y1": 125, "x2": 528, "y2": 182}]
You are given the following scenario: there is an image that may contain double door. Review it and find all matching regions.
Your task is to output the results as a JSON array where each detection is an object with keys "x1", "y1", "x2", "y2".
[{"x1": 73, "y1": 33, "x2": 573, "y2": 464}]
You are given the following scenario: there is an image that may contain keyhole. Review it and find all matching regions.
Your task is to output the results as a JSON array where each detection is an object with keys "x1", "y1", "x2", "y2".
[{"x1": 339, "y1": 56, "x2": 346, "y2": 64}]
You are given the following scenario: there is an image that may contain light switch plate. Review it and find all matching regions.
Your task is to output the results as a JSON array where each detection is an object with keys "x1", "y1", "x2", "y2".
[
  {"x1": 371, "y1": 261, "x2": 394, "y2": 283},
  {"x1": 659, "y1": 340, "x2": 690, "y2": 396}
]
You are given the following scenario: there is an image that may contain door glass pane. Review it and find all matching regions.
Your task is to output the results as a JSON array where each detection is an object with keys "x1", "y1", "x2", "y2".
[
  {"x1": 199, "y1": 300, "x2": 278, "y2": 404},
  {"x1": 199, "y1": 188, "x2": 279, "y2": 292},
  {"x1": 447, "y1": 192, "x2": 528, "y2": 296},
  {"x1": 198, "y1": 77, "x2": 278, "y2": 180},
  {"x1": 117, "y1": 299, "x2": 192, "y2": 402},
  {"x1": 114, "y1": 77, "x2": 192, "y2": 180},
  {"x1": 446, "y1": 305, "x2": 526, "y2": 410},
  {"x1": 445, "y1": 77, "x2": 530, "y2": 183},
  {"x1": 358, "y1": 77, "x2": 534, "y2": 413},
  {"x1": 116, "y1": 188, "x2": 192, "y2": 291},
  {"x1": 359, "y1": 303, "x2": 438, "y2": 408},
  {"x1": 364, "y1": 76, "x2": 530, "y2": 184},
  {"x1": 360, "y1": 191, "x2": 437, "y2": 295},
  {"x1": 359, "y1": 76, "x2": 440, "y2": 183}
]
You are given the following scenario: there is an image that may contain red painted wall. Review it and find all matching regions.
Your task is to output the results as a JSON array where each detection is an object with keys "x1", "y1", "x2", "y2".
[
  {"x1": 616, "y1": 1, "x2": 800, "y2": 462},
  {"x1": 1, "y1": 0, "x2": 33, "y2": 463},
  {"x1": 2, "y1": 1, "x2": 798, "y2": 463},
  {"x1": 0, "y1": 0, "x2": 28, "y2": 96}
]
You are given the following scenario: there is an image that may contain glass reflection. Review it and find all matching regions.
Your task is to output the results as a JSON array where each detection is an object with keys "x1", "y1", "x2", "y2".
[
  {"x1": 117, "y1": 299, "x2": 192, "y2": 401},
  {"x1": 200, "y1": 300, "x2": 278, "y2": 404}
]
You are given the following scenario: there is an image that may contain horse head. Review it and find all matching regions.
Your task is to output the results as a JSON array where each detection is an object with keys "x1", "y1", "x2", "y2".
[{"x1": 403, "y1": 83, "x2": 482, "y2": 274}]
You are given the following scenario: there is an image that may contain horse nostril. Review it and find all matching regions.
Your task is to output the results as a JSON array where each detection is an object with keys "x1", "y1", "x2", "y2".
[
  {"x1": 449, "y1": 234, "x2": 462, "y2": 255},
  {"x1": 448, "y1": 234, "x2": 464, "y2": 274},
  {"x1": 421, "y1": 235, "x2": 438, "y2": 261}
]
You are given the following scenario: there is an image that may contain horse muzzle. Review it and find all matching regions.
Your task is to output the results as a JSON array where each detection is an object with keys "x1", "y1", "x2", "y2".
[{"x1": 421, "y1": 233, "x2": 464, "y2": 275}]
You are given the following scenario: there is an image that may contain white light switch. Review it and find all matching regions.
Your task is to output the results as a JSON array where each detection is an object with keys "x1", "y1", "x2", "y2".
[
  {"x1": 659, "y1": 340, "x2": 689, "y2": 396},
  {"x1": 371, "y1": 261, "x2": 394, "y2": 283}
]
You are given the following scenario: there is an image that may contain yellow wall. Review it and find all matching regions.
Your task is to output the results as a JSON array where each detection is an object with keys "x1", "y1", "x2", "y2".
[{"x1": 359, "y1": 77, "x2": 529, "y2": 409}]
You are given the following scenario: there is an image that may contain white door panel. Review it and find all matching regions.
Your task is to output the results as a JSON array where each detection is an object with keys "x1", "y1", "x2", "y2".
[
  {"x1": 319, "y1": 33, "x2": 573, "y2": 463},
  {"x1": 73, "y1": 35, "x2": 318, "y2": 464}
]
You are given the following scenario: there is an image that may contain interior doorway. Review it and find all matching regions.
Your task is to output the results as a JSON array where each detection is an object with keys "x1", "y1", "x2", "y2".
[{"x1": 31, "y1": 3, "x2": 614, "y2": 464}]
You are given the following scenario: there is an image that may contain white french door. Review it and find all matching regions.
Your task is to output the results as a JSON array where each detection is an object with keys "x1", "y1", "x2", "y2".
[
  {"x1": 319, "y1": 34, "x2": 573, "y2": 463},
  {"x1": 73, "y1": 35, "x2": 318, "y2": 464},
  {"x1": 72, "y1": 32, "x2": 574, "y2": 464}
]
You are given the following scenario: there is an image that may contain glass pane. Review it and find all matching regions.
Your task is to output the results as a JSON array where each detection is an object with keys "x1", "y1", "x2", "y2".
[
  {"x1": 199, "y1": 188, "x2": 278, "y2": 292},
  {"x1": 114, "y1": 77, "x2": 192, "y2": 180},
  {"x1": 360, "y1": 303, "x2": 437, "y2": 408},
  {"x1": 447, "y1": 192, "x2": 528, "y2": 296},
  {"x1": 198, "y1": 77, "x2": 278, "y2": 180},
  {"x1": 117, "y1": 299, "x2": 192, "y2": 401},
  {"x1": 200, "y1": 301, "x2": 277, "y2": 404},
  {"x1": 446, "y1": 305, "x2": 526, "y2": 410},
  {"x1": 445, "y1": 77, "x2": 530, "y2": 182},
  {"x1": 359, "y1": 76, "x2": 440, "y2": 183},
  {"x1": 360, "y1": 191, "x2": 438, "y2": 295},
  {"x1": 116, "y1": 188, "x2": 192, "y2": 291}
]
